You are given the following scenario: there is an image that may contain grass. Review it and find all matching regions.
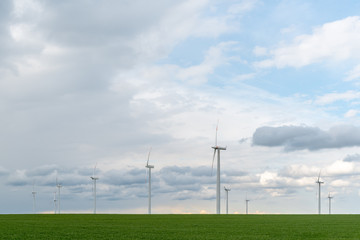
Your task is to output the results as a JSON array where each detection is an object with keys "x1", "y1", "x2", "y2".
[{"x1": 0, "y1": 214, "x2": 360, "y2": 239}]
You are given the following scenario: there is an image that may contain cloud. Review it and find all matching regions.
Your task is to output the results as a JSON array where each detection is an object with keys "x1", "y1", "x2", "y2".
[
  {"x1": 252, "y1": 125, "x2": 360, "y2": 151},
  {"x1": 227, "y1": 0, "x2": 259, "y2": 14},
  {"x1": 176, "y1": 41, "x2": 240, "y2": 84},
  {"x1": 314, "y1": 91, "x2": 360, "y2": 105},
  {"x1": 253, "y1": 46, "x2": 268, "y2": 56},
  {"x1": 344, "y1": 154, "x2": 360, "y2": 162},
  {"x1": 255, "y1": 16, "x2": 360, "y2": 68},
  {"x1": 344, "y1": 64, "x2": 360, "y2": 81},
  {"x1": 279, "y1": 164, "x2": 319, "y2": 178},
  {"x1": 326, "y1": 160, "x2": 355, "y2": 176},
  {"x1": 102, "y1": 168, "x2": 146, "y2": 187},
  {"x1": 345, "y1": 109, "x2": 359, "y2": 118},
  {"x1": 0, "y1": 166, "x2": 10, "y2": 177}
]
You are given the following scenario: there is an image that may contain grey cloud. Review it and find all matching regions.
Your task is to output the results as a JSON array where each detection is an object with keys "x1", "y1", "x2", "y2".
[
  {"x1": 0, "y1": 166, "x2": 9, "y2": 177},
  {"x1": 40, "y1": 0, "x2": 176, "y2": 47},
  {"x1": 252, "y1": 125, "x2": 360, "y2": 151},
  {"x1": 160, "y1": 166, "x2": 213, "y2": 187},
  {"x1": 344, "y1": 154, "x2": 360, "y2": 162},
  {"x1": 4, "y1": 161, "x2": 250, "y2": 203},
  {"x1": 0, "y1": 0, "x2": 194, "y2": 173},
  {"x1": 102, "y1": 169, "x2": 146, "y2": 186},
  {"x1": 6, "y1": 166, "x2": 91, "y2": 187},
  {"x1": 239, "y1": 137, "x2": 249, "y2": 143},
  {"x1": 25, "y1": 165, "x2": 58, "y2": 177},
  {"x1": 225, "y1": 169, "x2": 248, "y2": 177}
]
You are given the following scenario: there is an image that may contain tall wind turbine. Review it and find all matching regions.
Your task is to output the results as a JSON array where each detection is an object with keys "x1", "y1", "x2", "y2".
[
  {"x1": 316, "y1": 172, "x2": 324, "y2": 214},
  {"x1": 56, "y1": 178, "x2": 62, "y2": 214},
  {"x1": 90, "y1": 163, "x2": 99, "y2": 214},
  {"x1": 145, "y1": 148, "x2": 154, "y2": 214},
  {"x1": 32, "y1": 181, "x2": 36, "y2": 214},
  {"x1": 211, "y1": 121, "x2": 226, "y2": 214},
  {"x1": 224, "y1": 186, "x2": 231, "y2": 214},
  {"x1": 328, "y1": 192, "x2": 333, "y2": 214}
]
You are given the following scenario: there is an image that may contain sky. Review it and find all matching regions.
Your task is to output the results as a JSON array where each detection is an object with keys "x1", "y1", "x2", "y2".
[{"x1": 2, "y1": 0, "x2": 360, "y2": 214}]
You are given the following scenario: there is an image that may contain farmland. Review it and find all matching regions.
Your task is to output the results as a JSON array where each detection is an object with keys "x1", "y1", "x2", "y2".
[{"x1": 0, "y1": 214, "x2": 360, "y2": 239}]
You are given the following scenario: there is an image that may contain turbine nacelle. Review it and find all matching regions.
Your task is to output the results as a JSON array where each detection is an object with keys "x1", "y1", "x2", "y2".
[
  {"x1": 146, "y1": 164, "x2": 154, "y2": 168},
  {"x1": 91, "y1": 177, "x2": 99, "y2": 180},
  {"x1": 212, "y1": 146, "x2": 227, "y2": 150}
]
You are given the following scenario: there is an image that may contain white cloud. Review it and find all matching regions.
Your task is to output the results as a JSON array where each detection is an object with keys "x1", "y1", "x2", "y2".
[
  {"x1": 326, "y1": 160, "x2": 355, "y2": 176},
  {"x1": 177, "y1": 41, "x2": 239, "y2": 84},
  {"x1": 344, "y1": 64, "x2": 360, "y2": 81},
  {"x1": 314, "y1": 91, "x2": 360, "y2": 105},
  {"x1": 232, "y1": 73, "x2": 256, "y2": 81},
  {"x1": 227, "y1": 0, "x2": 259, "y2": 14},
  {"x1": 345, "y1": 109, "x2": 359, "y2": 118},
  {"x1": 253, "y1": 46, "x2": 268, "y2": 56},
  {"x1": 255, "y1": 16, "x2": 360, "y2": 68},
  {"x1": 330, "y1": 179, "x2": 350, "y2": 187},
  {"x1": 133, "y1": 0, "x2": 233, "y2": 61}
]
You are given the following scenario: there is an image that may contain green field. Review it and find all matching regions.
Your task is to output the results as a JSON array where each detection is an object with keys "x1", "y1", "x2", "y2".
[{"x1": 0, "y1": 214, "x2": 360, "y2": 239}]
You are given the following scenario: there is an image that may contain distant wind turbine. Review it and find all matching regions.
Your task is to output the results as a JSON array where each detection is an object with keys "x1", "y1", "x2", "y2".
[
  {"x1": 224, "y1": 186, "x2": 231, "y2": 214},
  {"x1": 56, "y1": 177, "x2": 62, "y2": 214},
  {"x1": 90, "y1": 163, "x2": 99, "y2": 214},
  {"x1": 328, "y1": 192, "x2": 333, "y2": 214},
  {"x1": 211, "y1": 121, "x2": 226, "y2": 214},
  {"x1": 32, "y1": 181, "x2": 36, "y2": 214},
  {"x1": 145, "y1": 148, "x2": 154, "y2": 214},
  {"x1": 316, "y1": 172, "x2": 324, "y2": 214},
  {"x1": 245, "y1": 194, "x2": 250, "y2": 215}
]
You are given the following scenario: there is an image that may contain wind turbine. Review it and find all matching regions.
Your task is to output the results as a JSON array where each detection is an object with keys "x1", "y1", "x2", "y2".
[
  {"x1": 145, "y1": 148, "x2": 154, "y2": 214},
  {"x1": 211, "y1": 121, "x2": 226, "y2": 214},
  {"x1": 328, "y1": 192, "x2": 333, "y2": 214},
  {"x1": 56, "y1": 177, "x2": 62, "y2": 214},
  {"x1": 90, "y1": 163, "x2": 99, "y2": 214},
  {"x1": 316, "y1": 172, "x2": 324, "y2": 214},
  {"x1": 245, "y1": 197, "x2": 250, "y2": 215},
  {"x1": 224, "y1": 186, "x2": 231, "y2": 214},
  {"x1": 32, "y1": 181, "x2": 36, "y2": 214}
]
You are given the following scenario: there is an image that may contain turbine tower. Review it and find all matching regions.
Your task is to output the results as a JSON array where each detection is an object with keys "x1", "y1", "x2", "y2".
[
  {"x1": 328, "y1": 192, "x2": 333, "y2": 214},
  {"x1": 32, "y1": 181, "x2": 36, "y2": 214},
  {"x1": 56, "y1": 178, "x2": 62, "y2": 214},
  {"x1": 245, "y1": 197, "x2": 250, "y2": 215},
  {"x1": 90, "y1": 163, "x2": 99, "y2": 214},
  {"x1": 224, "y1": 186, "x2": 231, "y2": 214},
  {"x1": 211, "y1": 121, "x2": 226, "y2": 214},
  {"x1": 145, "y1": 148, "x2": 154, "y2": 214},
  {"x1": 53, "y1": 192, "x2": 57, "y2": 214},
  {"x1": 316, "y1": 172, "x2": 324, "y2": 214}
]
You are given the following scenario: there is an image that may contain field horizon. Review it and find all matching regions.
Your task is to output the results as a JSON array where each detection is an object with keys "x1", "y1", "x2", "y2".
[{"x1": 1, "y1": 214, "x2": 360, "y2": 239}]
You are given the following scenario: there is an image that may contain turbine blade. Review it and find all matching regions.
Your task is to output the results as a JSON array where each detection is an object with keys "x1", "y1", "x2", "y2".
[
  {"x1": 215, "y1": 120, "x2": 219, "y2": 146},
  {"x1": 93, "y1": 163, "x2": 98, "y2": 178},
  {"x1": 211, "y1": 149, "x2": 216, "y2": 176},
  {"x1": 147, "y1": 147, "x2": 152, "y2": 166}
]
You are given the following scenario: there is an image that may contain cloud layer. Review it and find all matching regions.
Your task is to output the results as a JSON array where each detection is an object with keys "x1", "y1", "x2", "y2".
[{"x1": 253, "y1": 125, "x2": 360, "y2": 151}]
